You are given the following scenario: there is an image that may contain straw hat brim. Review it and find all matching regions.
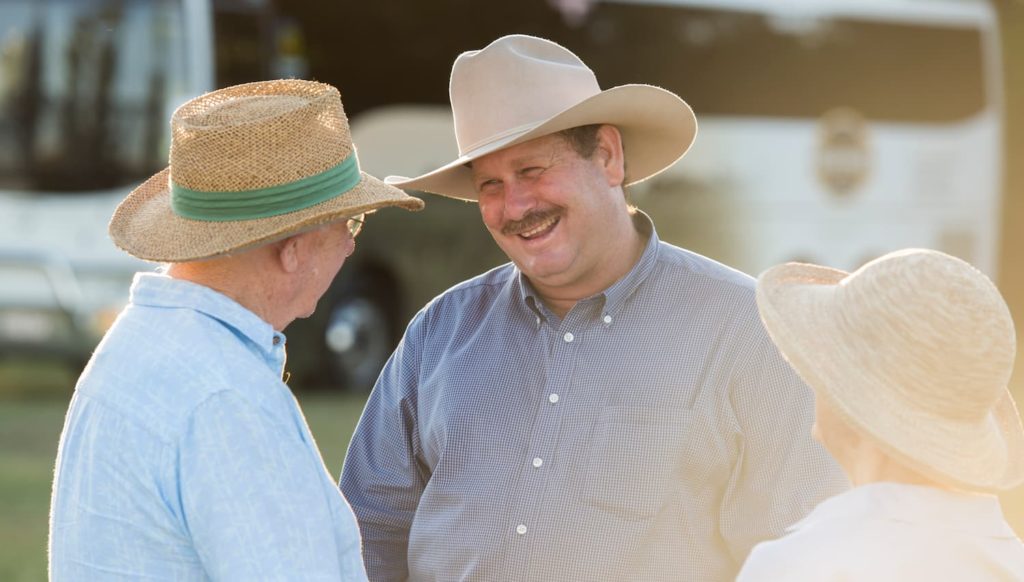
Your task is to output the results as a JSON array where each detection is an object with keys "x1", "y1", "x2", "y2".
[
  {"x1": 109, "y1": 168, "x2": 424, "y2": 263},
  {"x1": 757, "y1": 262, "x2": 1024, "y2": 491},
  {"x1": 385, "y1": 84, "x2": 697, "y2": 201}
]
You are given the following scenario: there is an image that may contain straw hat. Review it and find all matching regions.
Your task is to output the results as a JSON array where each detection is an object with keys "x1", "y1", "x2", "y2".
[
  {"x1": 385, "y1": 34, "x2": 698, "y2": 201},
  {"x1": 110, "y1": 79, "x2": 423, "y2": 262},
  {"x1": 756, "y1": 249, "x2": 1024, "y2": 491}
]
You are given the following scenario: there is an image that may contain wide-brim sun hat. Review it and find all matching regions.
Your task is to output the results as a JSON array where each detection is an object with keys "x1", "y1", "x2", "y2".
[
  {"x1": 385, "y1": 34, "x2": 698, "y2": 201},
  {"x1": 756, "y1": 248, "x2": 1024, "y2": 491},
  {"x1": 110, "y1": 79, "x2": 423, "y2": 262}
]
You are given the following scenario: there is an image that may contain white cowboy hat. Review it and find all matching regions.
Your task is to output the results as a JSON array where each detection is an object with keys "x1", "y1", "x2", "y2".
[
  {"x1": 757, "y1": 248, "x2": 1024, "y2": 491},
  {"x1": 109, "y1": 79, "x2": 424, "y2": 263},
  {"x1": 385, "y1": 34, "x2": 698, "y2": 201}
]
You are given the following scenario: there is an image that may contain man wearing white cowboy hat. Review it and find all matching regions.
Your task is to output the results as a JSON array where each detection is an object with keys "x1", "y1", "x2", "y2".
[
  {"x1": 340, "y1": 34, "x2": 846, "y2": 581},
  {"x1": 738, "y1": 249, "x2": 1024, "y2": 581},
  {"x1": 48, "y1": 80, "x2": 423, "y2": 580}
]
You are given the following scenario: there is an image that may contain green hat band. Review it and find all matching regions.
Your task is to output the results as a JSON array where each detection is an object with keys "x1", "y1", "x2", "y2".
[{"x1": 170, "y1": 153, "x2": 361, "y2": 221}]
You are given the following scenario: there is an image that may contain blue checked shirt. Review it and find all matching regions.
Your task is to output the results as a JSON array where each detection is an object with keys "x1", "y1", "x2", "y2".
[
  {"x1": 340, "y1": 214, "x2": 848, "y2": 581},
  {"x1": 50, "y1": 273, "x2": 368, "y2": 581}
]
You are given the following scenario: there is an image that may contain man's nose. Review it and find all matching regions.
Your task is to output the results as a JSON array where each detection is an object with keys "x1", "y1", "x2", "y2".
[{"x1": 503, "y1": 178, "x2": 536, "y2": 220}]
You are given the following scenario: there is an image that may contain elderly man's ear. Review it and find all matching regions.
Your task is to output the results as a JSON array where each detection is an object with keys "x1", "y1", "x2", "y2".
[{"x1": 275, "y1": 231, "x2": 314, "y2": 274}]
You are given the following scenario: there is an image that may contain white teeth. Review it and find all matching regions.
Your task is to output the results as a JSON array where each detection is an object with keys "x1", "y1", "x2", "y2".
[{"x1": 520, "y1": 217, "x2": 558, "y2": 239}]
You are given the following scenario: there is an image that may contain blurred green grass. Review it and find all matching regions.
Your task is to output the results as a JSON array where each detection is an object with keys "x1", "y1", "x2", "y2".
[
  {"x1": 0, "y1": 361, "x2": 369, "y2": 581},
  {"x1": 4, "y1": 357, "x2": 1024, "y2": 581}
]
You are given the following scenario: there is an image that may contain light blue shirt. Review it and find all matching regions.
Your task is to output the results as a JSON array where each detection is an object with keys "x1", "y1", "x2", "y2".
[{"x1": 50, "y1": 273, "x2": 368, "y2": 581}]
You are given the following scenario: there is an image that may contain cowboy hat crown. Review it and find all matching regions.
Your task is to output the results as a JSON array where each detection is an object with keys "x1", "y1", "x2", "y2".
[{"x1": 386, "y1": 34, "x2": 698, "y2": 200}]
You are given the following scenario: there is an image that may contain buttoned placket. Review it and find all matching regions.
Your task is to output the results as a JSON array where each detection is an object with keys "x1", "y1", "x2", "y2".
[
  {"x1": 270, "y1": 333, "x2": 287, "y2": 376},
  {"x1": 507, "y1": 299, "x2": 603, "y2": 576},
  {"x1": 269, "y1": 331, "x2": 338, "y2": 488}
]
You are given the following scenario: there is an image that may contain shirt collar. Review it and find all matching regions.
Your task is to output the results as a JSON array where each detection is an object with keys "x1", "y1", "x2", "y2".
[
  {"x1": 789, "y1": 482, "x2": 1018, "y2": 539},
  {"x1": 515, "y1": 210, "x2": 661, "y2": 323},
  {"x1": 128, "y1": 272, "x2": 284, "y2": 359}
]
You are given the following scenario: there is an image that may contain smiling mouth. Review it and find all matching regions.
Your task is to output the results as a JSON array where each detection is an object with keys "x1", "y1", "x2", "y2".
[{"x1": 518, "y1": 216, "x2": 559, "y2": 240}]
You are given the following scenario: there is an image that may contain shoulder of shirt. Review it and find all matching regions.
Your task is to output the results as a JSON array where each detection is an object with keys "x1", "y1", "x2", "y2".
[
  {"x1": 653, "y1": 240, "x2": 756, "y2": 293},
  {"x1": 741, "y1": 512, "x2": 904, "y2": 580},
  {"x1": 75, "y1": 304, "x2": 276, "y2": 442},
  {"x1": 441, "y1": 261, "x2": 518, "y2": 295},
  {"x1": 414, "y1": 262, "x2": 517, "y2": 315}
]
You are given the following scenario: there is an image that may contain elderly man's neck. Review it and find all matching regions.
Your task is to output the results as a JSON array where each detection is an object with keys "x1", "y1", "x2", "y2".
[{"x1": 167, "y1": 247, "x2": 293, "y2": 331}]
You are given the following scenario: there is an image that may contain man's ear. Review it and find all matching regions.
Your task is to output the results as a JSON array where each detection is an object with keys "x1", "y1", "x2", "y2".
[
  {"x1": 276, "y1": 235, "x2": 302, "y2": 274},
  {"x1": 596, "y1": 124, "x2": 626, "y2": 188}
]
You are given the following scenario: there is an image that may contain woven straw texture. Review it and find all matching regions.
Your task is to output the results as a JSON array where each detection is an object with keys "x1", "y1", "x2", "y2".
[
  {"x1": 110, "y1": 79, "x2": 423, "y2": 262},
  {"x1": 385, "y1": 34, "x2": 697, "y2": 201},
  {"x1": 757, "y1": 249, "x2": 1024, "y2": 491}
]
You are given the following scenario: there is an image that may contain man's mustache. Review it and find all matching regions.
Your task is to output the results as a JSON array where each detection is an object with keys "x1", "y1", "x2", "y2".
[{"x1": 501, "y1": 209, "x2": 561, "y2": 236}]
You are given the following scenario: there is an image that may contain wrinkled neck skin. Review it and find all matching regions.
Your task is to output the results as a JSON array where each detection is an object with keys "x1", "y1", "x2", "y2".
[{"x1": 166, "y1": 246, "x2": 292, "y2": 331}]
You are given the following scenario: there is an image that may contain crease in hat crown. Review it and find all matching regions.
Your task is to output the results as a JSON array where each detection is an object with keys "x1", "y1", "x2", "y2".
[
  {"x1": 109, "y1": 79, "x2": 423, "y2": 263},
  {"x1": 168, "y1": 81, "x2": 353, "y2": 210},
  {"x1": 385, "y1": 34, "x2": 699, "y2": 201},
  {"x1": 452, "y1": 34, "x2": 602, "y2": 156},
  {"x1": 755, "y1": 248, "x2": 1024, "y2": 491}
]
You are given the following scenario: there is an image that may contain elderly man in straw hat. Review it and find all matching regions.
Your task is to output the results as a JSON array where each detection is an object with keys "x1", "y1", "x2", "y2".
[
  {"x1": 737, "y1": 249, "x2": 1024, "y2": 581},
  {"x1": 339, "y1": 34, "x2": 846, "y2": 581},
  {"x1": 48, "y1": 80, "x2": 423, "y2": 580}
]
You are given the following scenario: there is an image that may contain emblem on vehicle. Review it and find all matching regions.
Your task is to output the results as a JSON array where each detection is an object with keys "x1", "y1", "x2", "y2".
[{"x1": 817, "y1": 107, "x2": 870, "y2": 197}]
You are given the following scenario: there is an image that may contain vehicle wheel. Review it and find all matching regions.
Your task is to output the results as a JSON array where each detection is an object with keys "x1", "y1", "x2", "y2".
[{"x1": 320, "y1": 282, "x2": 395, "y2": 392}]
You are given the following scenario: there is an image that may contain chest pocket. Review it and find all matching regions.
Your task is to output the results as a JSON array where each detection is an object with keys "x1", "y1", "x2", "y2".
[{"x1": 584, "y1": 405, "x2": 692, "y2": 519}]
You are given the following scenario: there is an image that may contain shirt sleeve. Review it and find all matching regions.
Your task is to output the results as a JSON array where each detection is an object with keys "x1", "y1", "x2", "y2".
[
  {"x1": 178, "y1": 389, "x2": 367, "y2": 582},
  {"x1": 719, "y1": 332, "x2": 849, "y2": 565},
  {"x1": 339, "y1": 313, "x2": 428, "y2": 582}
]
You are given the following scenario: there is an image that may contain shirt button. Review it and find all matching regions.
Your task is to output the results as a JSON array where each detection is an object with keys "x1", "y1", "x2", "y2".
[
  {"x1": 272, "y1": 336, "x2": 281, "y2": 346},
  {"x1": 563, "y1": 332, "x2": 574, "y2": 343},
  {"x1": 603, "y1": 314, "x2": 612, "y2": 324},
  {"x1": 532, "y1": 457, "x2": 543, "y2": 468},
  {"x1": 516, "y1": 524, "x2": 528, "y2": 535},
  {"x1": 549, "y1": 393, "x2": 559, "y2": 404}
]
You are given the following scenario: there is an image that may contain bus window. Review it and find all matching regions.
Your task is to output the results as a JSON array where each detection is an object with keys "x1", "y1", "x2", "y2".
[
  {"x1": 0, "y1": 0, "x2": 187, "y2": 193},
  {"x1": 576, "y1": 3, "x2": 986, "y2": 123},
  {"x1": 212, "y1": 0, "x2": 275, "y2": 87}
]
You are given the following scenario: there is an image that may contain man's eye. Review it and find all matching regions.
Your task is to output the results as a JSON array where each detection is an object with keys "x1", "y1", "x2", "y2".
[
  {"x1": 522, "y1": 167, "x2": 544, "y2": 177},
  {"x1": 477, "y1": 179, "x2": 500, "y2": 192}
]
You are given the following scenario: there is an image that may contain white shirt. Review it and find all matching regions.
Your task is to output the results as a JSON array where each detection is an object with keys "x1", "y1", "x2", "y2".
[{"x1": 737, "y1": 482, "x2": 1024, "y2": 581}]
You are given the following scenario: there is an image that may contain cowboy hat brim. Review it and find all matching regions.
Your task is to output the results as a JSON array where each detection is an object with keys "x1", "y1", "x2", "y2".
[
  {"x1": 756, "y1": 261, "x2": 1024, "y2": 492},
  {"x1": 110, "y1": 168, "x2": 424, "y2": 263},
  {"x1": 385, "y1": 84, "x2": 697, "y2": 201}
]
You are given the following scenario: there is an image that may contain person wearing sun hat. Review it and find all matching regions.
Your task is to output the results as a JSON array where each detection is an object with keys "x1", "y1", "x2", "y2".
[
  {"x1": 48, "y1": 79, "x2": 422, "y2": 580},
  {"x1": 737, "y1": 249, "x2": 1024, "y2": 581},
  {"x1": 339, "y1": 34, "x2": 846, "y2": 581}
]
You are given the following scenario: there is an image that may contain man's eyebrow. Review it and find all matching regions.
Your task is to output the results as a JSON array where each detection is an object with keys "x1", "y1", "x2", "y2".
[{"x1": 465, "y1": 148, "x2": 558, "y2": 175}]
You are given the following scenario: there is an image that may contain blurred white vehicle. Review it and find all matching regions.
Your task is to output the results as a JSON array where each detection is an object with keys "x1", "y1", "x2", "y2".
[
  {"x1": 0, "y1": 0, "x2": 305, "y2": 366},
  {"x1": 344, "y1": 0, "x2": 1003, "y2": 389}
]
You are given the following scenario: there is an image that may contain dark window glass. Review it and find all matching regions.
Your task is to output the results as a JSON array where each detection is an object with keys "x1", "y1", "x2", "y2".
[
  {"x1": 212, "y1": 0, "x2": 274, "y2": 87},
  {"x1": 0, "y1": 0, "x2": 186, "y2": 192},
  {"x1": 575, "y1": 3, "x2": 986, "y2": 122}
]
